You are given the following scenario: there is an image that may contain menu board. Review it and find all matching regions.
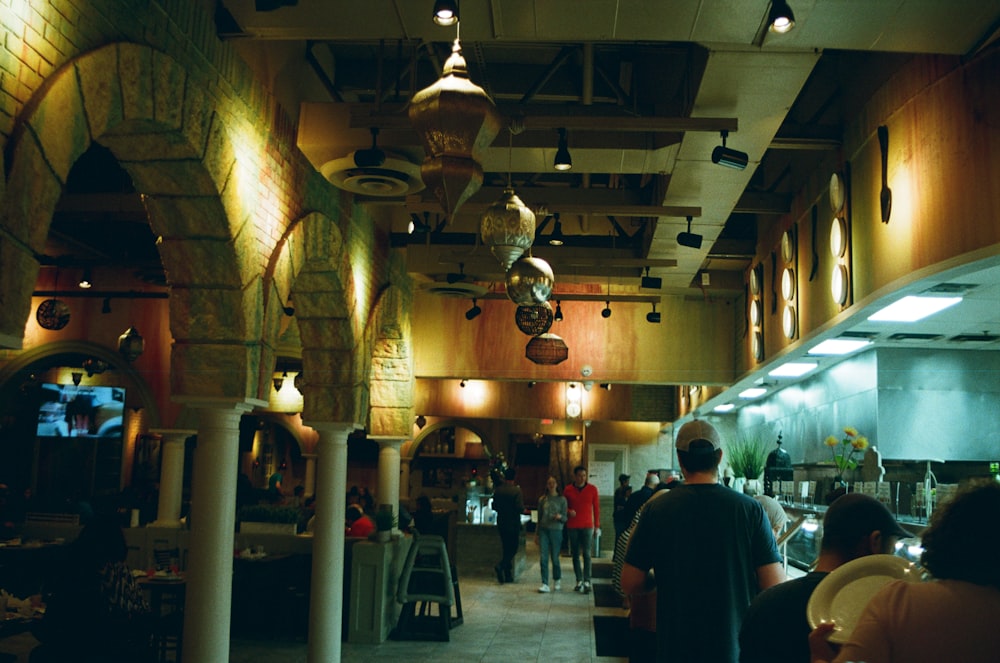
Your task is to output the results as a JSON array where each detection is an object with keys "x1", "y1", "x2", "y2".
[{"x1": 588, "y1": 460, "x2": 615, "y2": 498}]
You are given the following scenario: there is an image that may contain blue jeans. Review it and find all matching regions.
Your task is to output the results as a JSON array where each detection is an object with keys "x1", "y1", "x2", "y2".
[
  {"x1": 567, "y1": 527, "x2": 593, "y2": 583},
  {"x1": 538, "y1": 527, "x2": 563, "y2": 585}
]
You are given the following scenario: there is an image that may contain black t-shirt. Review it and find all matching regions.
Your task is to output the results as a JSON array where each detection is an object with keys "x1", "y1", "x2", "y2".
[
  {"x1": 624, "y1": 483, "x2": 781, "y2": 663},
  {"x1": 739, "y1": 572, "x2": 828, "y2": 663}
]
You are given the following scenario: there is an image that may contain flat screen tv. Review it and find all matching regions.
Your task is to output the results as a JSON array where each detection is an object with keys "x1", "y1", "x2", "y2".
[{"x1": 36, "y1": 382, "x2": 126, "y2": 440}]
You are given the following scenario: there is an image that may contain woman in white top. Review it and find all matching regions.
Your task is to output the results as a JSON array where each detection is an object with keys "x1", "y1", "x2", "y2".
[{"x1": 535, "y1": 476, "x2": 568, "y2": 593}]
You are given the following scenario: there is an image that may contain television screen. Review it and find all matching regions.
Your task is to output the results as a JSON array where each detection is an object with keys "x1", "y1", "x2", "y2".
[{"x1": 36, "y1": 383, "x2": 126, "y2": 440}]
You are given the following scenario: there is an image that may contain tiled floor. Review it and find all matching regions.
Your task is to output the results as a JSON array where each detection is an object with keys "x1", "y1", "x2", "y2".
[{"x1": 0, "y1": 542, "x2": 626, "y2": 663}]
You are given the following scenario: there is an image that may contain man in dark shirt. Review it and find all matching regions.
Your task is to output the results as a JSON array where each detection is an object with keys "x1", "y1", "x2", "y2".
[
  {"x1": 492, "y1": 467, "x2": 524, "y2": 583},
  {"x1": 621, "y1": 420, "x2": 784, "y2": 663},
  {"x1": 738, "y1": 493, "x2": 911, "y2": 662}
]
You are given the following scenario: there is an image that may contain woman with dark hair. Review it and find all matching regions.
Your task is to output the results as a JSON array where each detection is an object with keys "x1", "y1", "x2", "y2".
[
  {"x1": 32, "y1": 515, "x2": 153, "y2": 662},
  {"x1": 809, "y1": 480, "x2": 1000, "y2": 663}
]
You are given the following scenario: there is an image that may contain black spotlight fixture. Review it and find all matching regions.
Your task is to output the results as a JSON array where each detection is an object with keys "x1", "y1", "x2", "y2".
[
  {"x1": 768, "y1": 0, "x2": 795, "y2": 33},
  {"x1": 353, "y1": 127, "x2": 385, "y2": 168},
  {"x1": 601, "y1": 301, "x2": 612, "y2": 319},
  {"x1": 554, "y1": 300, "x2": 564, "y2": 322},
  {"x1": 600, "y1": 383, "x2": 612, "y2": 391},
  {"x1": 548, "y1": 213, "x2": 566, "y2": 246},
  {"x1": 432, "y1": 0, "x2": 459, "y2": 26},
  {"x1": 459, "y1": 379, "x2": 467, "y2": 388},
  {"x1": 527, "y1": 381, "x2": 536, "y2": 388},
  {"x1": 647, "y1": 303, "x2": 662, "y2": 324},
  {"x1": 465, "y1": 298, "x2": 482, "y2": 320},
  {"x1": 677, "y1": 216, "x2": 703, "y2": 249},
  {"x1": 711, "y1": 130, "x2": 748, "y2": 170},
  {"x1": 553, "y1": 128, "x2": 572, "y2": 171},
  {"x1": 78, "y1": 268, "x2": 93, "y2": 289},
  {"x1": 641, "y1": 266, "x2": 662, "y2": 289}
]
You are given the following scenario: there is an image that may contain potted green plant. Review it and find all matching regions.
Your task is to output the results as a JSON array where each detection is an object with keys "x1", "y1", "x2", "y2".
[
  {"x1": 373, "y1": 508, "x2": 396, "y2": 543},
  {"x1": 727, "y1": 432, "x2": 771, "y2": 495},
  {"x1": 238, "y1": 505, "x2": 301, "y2": 535}
]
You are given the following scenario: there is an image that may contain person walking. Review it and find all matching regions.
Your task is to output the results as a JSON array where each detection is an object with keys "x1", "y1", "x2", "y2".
[
  {"x1": 564, "y1": 465, "x2": 600, "y2": 594},
  {"x1": 620, "y1": 420, "x2": 784, "y2": 662},
  {"x1": 492, "y1": 467, "x2": 524, "y2": 584},
  {"x1": 536, "y1": 475, "x2": 568, "y2": 593},
  {"x1": 612, "y1": 473, "x2": 632, "y2": 543}
]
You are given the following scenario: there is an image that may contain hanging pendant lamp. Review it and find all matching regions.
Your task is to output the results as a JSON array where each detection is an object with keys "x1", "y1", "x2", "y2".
[{"x1": 409, "y1": 38, "x2": 502, "y2": 218}]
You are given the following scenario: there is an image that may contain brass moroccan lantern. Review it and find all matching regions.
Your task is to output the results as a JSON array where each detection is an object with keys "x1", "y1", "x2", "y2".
[
  {"x1": 506, "y1": 255, "x2": 554, "y2": 305},
  {"x1": 525, "y1": 333, "x2": 569, "y2": 365},
  {"x1": 408, "y1": 39, "x2": 502, "y2": 218},
  {"x1": 515, "y1": 302, "x2": 553, "y2": 336},
  {"x1": 481, "y1": 187, "x2": 536, "y2": 270},
  {"x1": 118, "y1": 326, "x2": 145, "y2": 362}
]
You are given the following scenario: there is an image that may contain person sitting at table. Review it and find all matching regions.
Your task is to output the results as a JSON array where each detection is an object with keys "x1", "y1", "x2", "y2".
[
  {"x1": 31, "y1": 514, "x2": 153, "y2": 662},
  {"x1": 345, "y1": 504, "x2": 375, "y2": 538}
]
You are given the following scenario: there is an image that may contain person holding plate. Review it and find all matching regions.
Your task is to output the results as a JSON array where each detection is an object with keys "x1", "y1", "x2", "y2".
[{"x1": 809, "y1": 480, "x2": 1000, "y2": 663}]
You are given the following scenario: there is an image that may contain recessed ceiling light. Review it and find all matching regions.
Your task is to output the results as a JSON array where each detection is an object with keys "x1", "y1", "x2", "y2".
[
  {"x1": 739, "y1": 387, "x2": 767, "y2": 399},
  {"x1": 808, "y1": 338, "x2": 872, "y2": 355},
  {"x1": 713, "y1": 403, "x2": 736, "y2": 413},
  {"x1": 768, "y1": 362, "x2": 818, "y2": 378},
  {"x1": 868, "y1": 295, "x2": 961, "y2": 322}
]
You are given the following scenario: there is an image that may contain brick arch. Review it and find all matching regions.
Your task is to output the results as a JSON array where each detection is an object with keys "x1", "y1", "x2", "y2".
[
  {"x1": 0, "y1": 43, "x2": 258, "y2": 399},
  {"x1": 367, "y1": 283, "x2": 415, "y2": 437},
  {"x1": 289, "y1": 212, "x2": 366, "y2": 424}
]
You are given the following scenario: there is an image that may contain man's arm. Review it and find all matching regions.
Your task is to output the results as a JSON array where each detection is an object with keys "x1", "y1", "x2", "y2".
[
  {"x1": 619, "y1": 562, "x2": 653, "y2": 596},
  {"x1": 756, "y1": 562, "x2": 785, "y2": 590}
]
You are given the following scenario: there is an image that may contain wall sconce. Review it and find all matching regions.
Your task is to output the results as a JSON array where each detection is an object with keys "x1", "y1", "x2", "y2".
[
  {"x1": 82, "y1": 358, "x2": 109, "y2": 377},
  {"x1": 553, "y1": 128, "x2": 572, "y2": 171},
  {"x1": 711, "y1": 131, "x2": 748, "y2": 170},
  {"x1": 565, "y1": 381, "x2": 582, "y2": 418},
  {"x1": 71, "y1": 372, "x2": 83, "y2": 386},
  {"x1": 118, "y1": 327, "x2": 144, "y2": 362}
]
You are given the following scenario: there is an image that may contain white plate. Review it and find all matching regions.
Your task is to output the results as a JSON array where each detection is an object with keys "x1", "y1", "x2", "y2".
[{"x1": 807, "y1": 554, "x2": 920, "y2": 644}]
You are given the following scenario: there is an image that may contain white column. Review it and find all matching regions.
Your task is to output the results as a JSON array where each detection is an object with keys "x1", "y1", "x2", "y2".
[
  {"x1": 303, "y1": 452, "x2": 317, "y2": 498},
  {"x1": 371, "y1": 436, "x2": 404, "y2": 529},
  {"x1": 149, "y1": 429, "x2": 194, "y2": 528},
  {"x1": 306, "y1": 421, "x2": 356, "y2": 663},
  {"x1": 181, "y1": 402, "x2": 253, "y2": 663}
]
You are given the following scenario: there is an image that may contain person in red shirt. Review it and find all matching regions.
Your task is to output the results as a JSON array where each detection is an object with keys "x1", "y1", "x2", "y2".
[
  {"x1": 345, "y1": 504, "x2": 375, "y2": 538},
  {"x1": 563, "y1": 465, "x2": 600, "y2": 593}
]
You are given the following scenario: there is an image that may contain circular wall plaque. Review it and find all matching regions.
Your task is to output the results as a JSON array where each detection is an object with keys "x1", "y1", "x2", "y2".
[
  {"x1": 781, "y1": 267, "x2": 796, "y2": 301},
  {"x1": 831, "y1": 265, "x2": 849, "y2": 305},
  {"x1": 782, "y1": 305, "x2": 797, "y2": 339},
  {"x1": 749, "y1": 266, "x2": 761, "y2": 296},
  {"x1": 781, "y1": 229, "x2": 795, "y2": 263},
  {"x1": 36, "y1": 299, "x2": 71, "y2": 330},
  {"x1": 830, "y1": 217, "x2": 847, "y2": 258},
  {"x1": 829, "y1": 172, "x2": 846, "y2": 216},
  {"x1": 749, "y1": 299, "x2": 761, "y2": 326}
]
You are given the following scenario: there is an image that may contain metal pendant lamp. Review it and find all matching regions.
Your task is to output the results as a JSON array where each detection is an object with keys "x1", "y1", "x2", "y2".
[{"x1": 481, "y1": 126, "x2": 536, "y2": 269}]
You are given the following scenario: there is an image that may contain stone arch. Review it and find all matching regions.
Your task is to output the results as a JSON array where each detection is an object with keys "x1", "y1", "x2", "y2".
[
  {"x1": 291, "y1": 212, "x2": 366, "y2": 424},
  {"x1": 367, "y1": 283, "x2": 415, "y2": 437},
  {"x1": 0, "y1": 43, "x2": 256, "y2": 400},
  {"x1": 407, "y1": 419, "x2": 493, "y2": 461}
]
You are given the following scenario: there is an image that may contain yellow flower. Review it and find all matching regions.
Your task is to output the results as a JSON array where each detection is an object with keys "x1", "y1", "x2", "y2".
[
  {"x1": 852, "y1": 436, "x2": 869, "y2": 451},
  {"x1": 824, "y1": 435, "x2": 839, "y2": 447},
  {"x1": 843, "y1": 426, "x2": 858, "y2": 437}
]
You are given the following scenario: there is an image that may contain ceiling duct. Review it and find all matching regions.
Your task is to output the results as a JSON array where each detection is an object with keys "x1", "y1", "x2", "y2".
[
  {"x1": 320, "y1": 152, "x2": 424, "y2": 197},
  {"x1": 420, "y1": 281, "x2": 488, "y2": 298}
]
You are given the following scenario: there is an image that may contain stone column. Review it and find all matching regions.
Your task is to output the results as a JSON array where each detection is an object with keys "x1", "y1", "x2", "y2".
[
  {"x1": 149, "y1": 429, "x2": 195, "y2": 528},
  {"x1": 306, "y1": 422, "x2": 356, "y2": 663},
  {"x1": 371, "y1": 436, "x2": 405, "y2": 528},
  {"x1": 302, "y1": 452, "x2": 317, "y2": 498},
  {"x1": 181, "y1": 401, "x2": 254, "y2": 663}
]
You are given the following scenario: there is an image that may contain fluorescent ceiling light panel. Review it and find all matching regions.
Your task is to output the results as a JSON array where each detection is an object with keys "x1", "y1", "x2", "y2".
[
  {"x1": 739, "y1": 387, "x2": 767, "y2": 399},
  {"x1": 768, "y1": 362, "x2": 818, "y2": 378},
  {"x1": 867, "y1": 295, "x2": 961, "y2": 322},
  {"x1": 713, "y1": 403, "x2": 736, "y2": 412},
  {"x1": 808, "y1": 339, "x2": 872, "y2": 356}
]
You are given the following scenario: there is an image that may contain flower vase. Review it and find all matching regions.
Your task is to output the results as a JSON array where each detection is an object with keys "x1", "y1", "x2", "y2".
[
  {"x1": 743, "y1": 478, "x2": 763, "y2": 496},
  {"x1": 824, "y1": 476, "x2": 848, "y2": 504}
]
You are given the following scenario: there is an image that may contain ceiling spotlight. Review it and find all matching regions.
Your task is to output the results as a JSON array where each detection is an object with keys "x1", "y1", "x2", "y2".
[
  {"x1": 641, "y1": 266, "x2": 662, "y2": 289},
  {"x1": 527, "y1": 381, "x2": 536, "y2": 388},
  {"x1": 768, "y1": 0, "x2": 796, "y2": 33},
  {"x1": 554, "y1": 300, "x2": 564, "y2": 322},
  {"x1": 553, "y1": 128, "x2": 572, "y2": 171},
  {"x1": 600, "y1": 383, "x2": 612, "y2": 391},
  {"x1": 712, "y1": 130, "x2": 748, "y2": 170},
  {"x1": 548, "y1": 213, "x2": 565, "y2": 246},
  {"x1": 460, "y1": 379, "x2": 467, "y2": 388},
  {"x1": 78, "y1": 269, "x2": 92, "y2": 289},
  {"x1": 465, "y1": 298, "x2": 482, "y2": 320},
  {"x1": 601, "y1": 302, "x2": 612, "y2": 319},
  {"x1": 677, "y1": 216, "x2": 703, "y2": 249},
  {"x1": 432, "y1": 0, "x2": 459, "y2": 26},
  {"x1": 646, "y1": 303, "x2": 662, "y2": 324}
]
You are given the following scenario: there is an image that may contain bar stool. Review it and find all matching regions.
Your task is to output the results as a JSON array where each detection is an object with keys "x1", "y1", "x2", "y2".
[{"x1": 391, "y1": 535, "x2": 459, "y2": 641}]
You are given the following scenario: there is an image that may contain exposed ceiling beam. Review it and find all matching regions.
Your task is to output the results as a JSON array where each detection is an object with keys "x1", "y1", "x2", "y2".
[
  {"x1": 479, "y1": 292, "x2": 662, "y2": 304},
  {"x1": 396, "y1": 197, "x2": 701, "y2": 219}
]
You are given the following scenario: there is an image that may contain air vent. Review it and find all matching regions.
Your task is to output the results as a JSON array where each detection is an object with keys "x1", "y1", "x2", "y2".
[
  {"x1": 421, "y1": 282, "x2": 488, "y2": 298},
  {"x1": 949, "y1": 332, "x2": 1000, "y2": 343},
  {"x1": 923, "y1": 282, "x2": 978, "y2": 295},
  {"x1": 886, "y1": 333, "x2": 943, "y2": 343},
  {"x1": 840, "y1": 330, "x2": 880, "y2": 339},
  {"x1": 320, "y1": 153, "x2": 424, "y2": 197}
]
